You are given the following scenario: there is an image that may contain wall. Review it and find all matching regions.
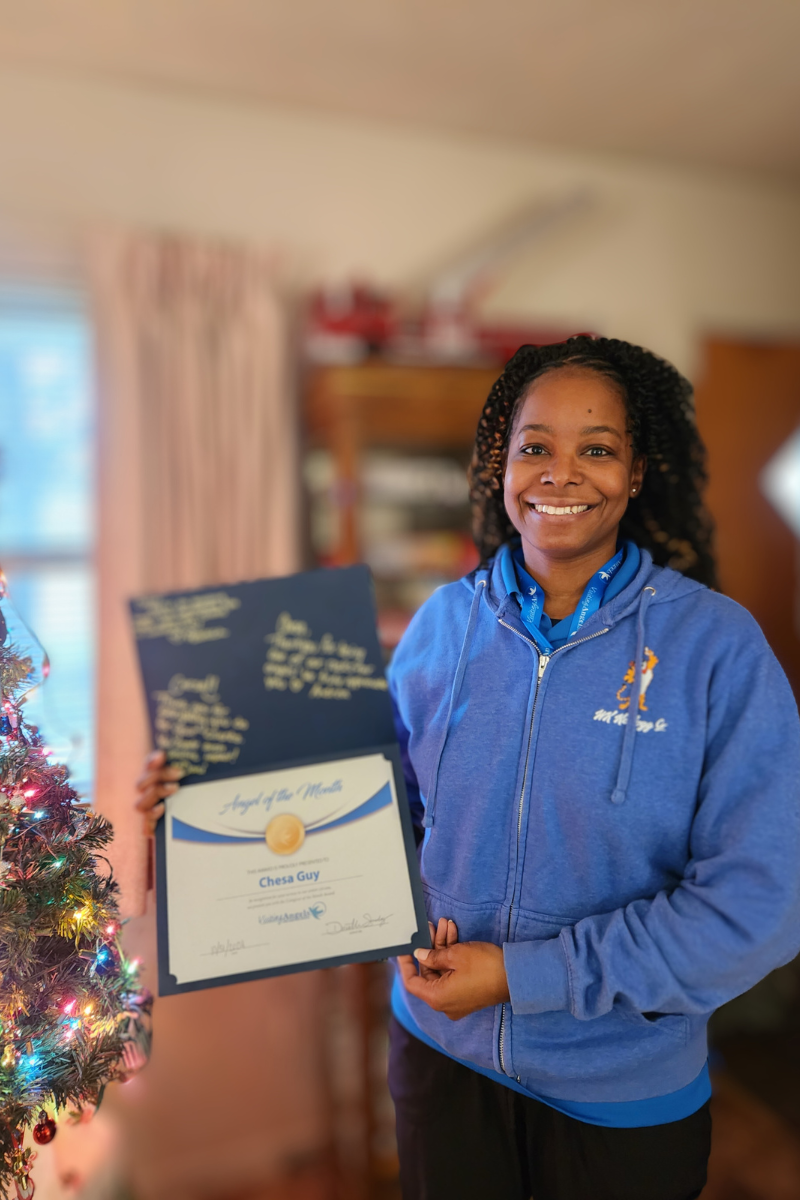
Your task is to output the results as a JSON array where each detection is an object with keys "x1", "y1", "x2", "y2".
[{"x1": 0, "y1": 66, "x2": 799, "y2": 375}]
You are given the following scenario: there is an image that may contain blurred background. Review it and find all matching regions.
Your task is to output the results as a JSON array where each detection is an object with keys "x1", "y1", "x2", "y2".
[{"x1": 0, "y1": 1, "x2": 799, "y2": 1197}]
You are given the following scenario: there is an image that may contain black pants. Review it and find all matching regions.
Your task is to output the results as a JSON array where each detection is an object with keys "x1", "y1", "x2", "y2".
[{"x1": 388, "y1": 1019, "x2": 711, "y2": 1200}]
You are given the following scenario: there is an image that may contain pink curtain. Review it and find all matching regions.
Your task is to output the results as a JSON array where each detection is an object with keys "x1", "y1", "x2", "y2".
[
  {"x1": 88, "y1": 231, "x2": 324, "y2": 1200},
  {"x1": 91, "y1": 231, "x2": 299, "y2": 917}
]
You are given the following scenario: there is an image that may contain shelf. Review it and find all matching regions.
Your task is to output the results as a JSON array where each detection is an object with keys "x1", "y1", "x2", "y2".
[
  {"x1": 305, "y1": 361, "x2": 499, "y2": 449},
  {"x1": 303, "y1": 362, "x2": 493, "y2": 645}
]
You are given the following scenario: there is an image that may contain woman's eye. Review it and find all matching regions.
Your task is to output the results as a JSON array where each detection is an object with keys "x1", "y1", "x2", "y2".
[
  {"x1": 586, "y1": 446, "x2": 612, "y2": 457},
  {"x1": 521, "y1": 444, "x2": 547, "y2": 456}
]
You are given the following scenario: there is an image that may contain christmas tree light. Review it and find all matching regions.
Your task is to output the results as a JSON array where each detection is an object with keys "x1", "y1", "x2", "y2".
[{"x1": 0, "y1": 571, "x2": 150, "y2": 1198}]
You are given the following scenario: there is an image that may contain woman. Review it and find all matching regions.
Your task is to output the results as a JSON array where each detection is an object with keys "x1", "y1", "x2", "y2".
[
  {"x1": 136, "y1": 336, "x2": 800, "y2": 1200},
  {"x1": 385, "y1": 338, "x2": 800, "y2": 1200}
]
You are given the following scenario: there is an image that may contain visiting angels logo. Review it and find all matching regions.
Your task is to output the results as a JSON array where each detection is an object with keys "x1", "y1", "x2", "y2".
[{"x1": 593, "y1": 647, "x2": 668, "y2": 734}]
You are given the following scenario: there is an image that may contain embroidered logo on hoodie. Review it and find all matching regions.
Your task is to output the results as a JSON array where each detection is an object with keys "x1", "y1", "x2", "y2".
[
  {"x1": 617, "y1": 646, "x2": 659, "y2": 712},
  {"x1": 593, "y1": 647, "x2": 668, "y2": 733}
]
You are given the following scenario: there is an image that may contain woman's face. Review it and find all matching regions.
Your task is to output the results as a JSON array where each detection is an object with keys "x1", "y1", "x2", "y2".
[{"x1": 503, "y1": 368, "x2": 645, "y2": 564}]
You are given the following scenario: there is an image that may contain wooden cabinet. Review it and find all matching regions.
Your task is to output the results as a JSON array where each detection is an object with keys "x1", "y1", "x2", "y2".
[{"x1": 304, "y1": 362, "x2": 500, "y2": 647}]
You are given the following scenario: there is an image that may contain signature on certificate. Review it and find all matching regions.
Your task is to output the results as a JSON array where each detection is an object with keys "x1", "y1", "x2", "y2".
[
  {"x1": 324, "y1": 914, "x2": 393, "y2": 935},
  {"x1": 206, "y1": 938, "x2": 269, "y2": 956}
]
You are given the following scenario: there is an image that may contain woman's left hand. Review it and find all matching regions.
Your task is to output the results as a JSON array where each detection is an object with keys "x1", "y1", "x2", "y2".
[{"x1": 396, "y1": 941, "x2": 510, "y2": 1021}]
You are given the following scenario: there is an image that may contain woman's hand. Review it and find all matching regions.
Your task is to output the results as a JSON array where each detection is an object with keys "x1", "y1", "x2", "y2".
[
  {"x1": 397, "y1": 929, "x2": 510, "y2": 1021},
  {"x1": 418, "y1": 917, "x2": 459, "y2": 983},
  {"x1": 134, "y1": 750, "x2": 183, "y2": 837}
]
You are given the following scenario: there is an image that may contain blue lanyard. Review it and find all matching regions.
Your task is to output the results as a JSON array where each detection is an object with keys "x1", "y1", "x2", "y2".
[{"x1": 519, "y1": 546, "x2": 625, "y2": 653}]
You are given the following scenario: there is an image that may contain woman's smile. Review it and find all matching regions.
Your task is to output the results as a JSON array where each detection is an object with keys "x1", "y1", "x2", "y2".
[{"x1": 528, "y1": 502, "x2": 593, "y2": 516}]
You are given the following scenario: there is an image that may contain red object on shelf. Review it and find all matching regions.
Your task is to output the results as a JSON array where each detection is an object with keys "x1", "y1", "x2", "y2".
[
  {"x1": 307, "y1": 284, "x2": 398, "y2": 348},
  {"x1": 306, "y1": 280, "x2": 592, "y2": 366}
]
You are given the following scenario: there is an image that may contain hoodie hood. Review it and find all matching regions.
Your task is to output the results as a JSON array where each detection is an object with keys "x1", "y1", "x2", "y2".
[{"x1": 473, "y1": 544, "x2": 704, "y2": 629}]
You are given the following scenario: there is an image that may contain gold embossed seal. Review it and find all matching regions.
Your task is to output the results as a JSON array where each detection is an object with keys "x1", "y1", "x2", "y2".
[{"x1": 265, "y1": 813, "x2": 306, "y2": 855}]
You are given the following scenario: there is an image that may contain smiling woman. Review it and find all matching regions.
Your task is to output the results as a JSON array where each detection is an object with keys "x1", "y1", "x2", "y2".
[{"x1": 386, "y1": 335, "x2": 800, "y2": 1200}]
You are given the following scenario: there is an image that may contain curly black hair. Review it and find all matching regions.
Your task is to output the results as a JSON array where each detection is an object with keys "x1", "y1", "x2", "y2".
[{"x1": 468, "y1": 335, "x2": 718, "y2": 588}]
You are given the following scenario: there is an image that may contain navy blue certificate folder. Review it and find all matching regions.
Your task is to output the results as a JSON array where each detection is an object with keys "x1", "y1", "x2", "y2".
[{"x1": 130, "y1": 564, "x2": 429, "y2": 996}]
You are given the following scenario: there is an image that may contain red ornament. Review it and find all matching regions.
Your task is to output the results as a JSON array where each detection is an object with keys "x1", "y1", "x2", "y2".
[{"x1": 32, "y1": 1112, "x2": 56, "y2": 1145}]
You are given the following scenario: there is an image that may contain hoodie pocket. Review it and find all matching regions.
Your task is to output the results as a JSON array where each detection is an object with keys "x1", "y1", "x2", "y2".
[
  {"x1": 514, "y1": 908, "x2": 576, "y2": 938},
  {"x1": 616, "y1": 1007, "x2": 689, "y2": 1045},
  {"x1": 422, "y1": 884, "x2": 504, "y2": 944},
  {"x1": 511, "y1": 910, "x2": 689, "y2": 1058}
]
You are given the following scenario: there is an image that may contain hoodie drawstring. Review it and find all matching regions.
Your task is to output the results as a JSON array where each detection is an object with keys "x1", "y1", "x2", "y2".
[
  {"x1": 610, "y1": 585, "x2": 656, "y2": 805},
  {"x1": 423, "y1": 579, "x2": 486, "y2": 829}
]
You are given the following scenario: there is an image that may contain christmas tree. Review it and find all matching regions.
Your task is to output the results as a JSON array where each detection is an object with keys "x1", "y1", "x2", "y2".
[{"x1": 0, "y1": 572, "x2": 150, "y2": 1199}]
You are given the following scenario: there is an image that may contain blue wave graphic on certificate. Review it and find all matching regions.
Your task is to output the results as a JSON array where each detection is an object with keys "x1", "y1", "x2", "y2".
[{"x1": 172, "y1": 781, "x2": 392, "y2": 844}]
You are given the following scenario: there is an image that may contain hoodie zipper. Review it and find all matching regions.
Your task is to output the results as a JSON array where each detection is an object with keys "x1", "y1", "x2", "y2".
[{"x1": 496, "y1": 621, "x2": 609, "y2": 1077}]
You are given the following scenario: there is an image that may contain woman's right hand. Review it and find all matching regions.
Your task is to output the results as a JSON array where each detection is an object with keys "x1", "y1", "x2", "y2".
[{"x1": 134, "y1": 750, "x2": 183, "y2": 837}]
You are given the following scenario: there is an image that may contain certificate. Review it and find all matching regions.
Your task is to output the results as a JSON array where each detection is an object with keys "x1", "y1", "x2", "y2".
[
  {"x1": 131, "y1": 565, "x2": 429, "y2": 995},
  {"x1": 163, "y1": 751, "x2": 419, "y2": 986}
]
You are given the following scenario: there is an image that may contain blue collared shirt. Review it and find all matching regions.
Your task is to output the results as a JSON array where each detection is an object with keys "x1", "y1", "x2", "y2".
[{"x1": 501, "y1": 540, "x2": 641, "y2": 650}]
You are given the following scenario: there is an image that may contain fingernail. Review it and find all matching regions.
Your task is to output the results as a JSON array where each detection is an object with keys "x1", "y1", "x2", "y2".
[{"x1": 414, "y1": 949, "x2": 429, "y2": 962}]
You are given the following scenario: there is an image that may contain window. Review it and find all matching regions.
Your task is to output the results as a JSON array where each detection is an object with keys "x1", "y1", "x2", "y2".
[{"x1": 0, "y1": 298, "x2": 95, "y2": 798}]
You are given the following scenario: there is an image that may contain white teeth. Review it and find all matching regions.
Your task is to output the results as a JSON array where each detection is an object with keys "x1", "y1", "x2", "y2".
[{"x1": 533, "y1": 504, "x2": 590, "y2": 515}]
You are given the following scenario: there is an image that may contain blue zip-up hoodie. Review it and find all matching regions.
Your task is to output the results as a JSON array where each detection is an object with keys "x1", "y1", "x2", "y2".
[{"x1": 388, "y1": 548, "x2": 800, "y2": 1103}]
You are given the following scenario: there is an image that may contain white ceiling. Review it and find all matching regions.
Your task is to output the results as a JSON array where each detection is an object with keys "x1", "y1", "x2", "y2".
[{"x1": 0, "y1": 0, "x2": 798, "y2": 178}]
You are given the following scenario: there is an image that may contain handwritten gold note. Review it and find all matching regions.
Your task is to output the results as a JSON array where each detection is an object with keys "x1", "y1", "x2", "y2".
[
  {"x1": 263, "y1": 612, "x2": 388, "y2": 700},
  {"x1": 153, "y1": 674, "x2": 250, "y2": 776},
  {"x1": 147, "y1": 609, "x2": 387, "y2": 774},
  {"x1": 133, "y1": 593, "x2": 241, "y2": 645}
]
